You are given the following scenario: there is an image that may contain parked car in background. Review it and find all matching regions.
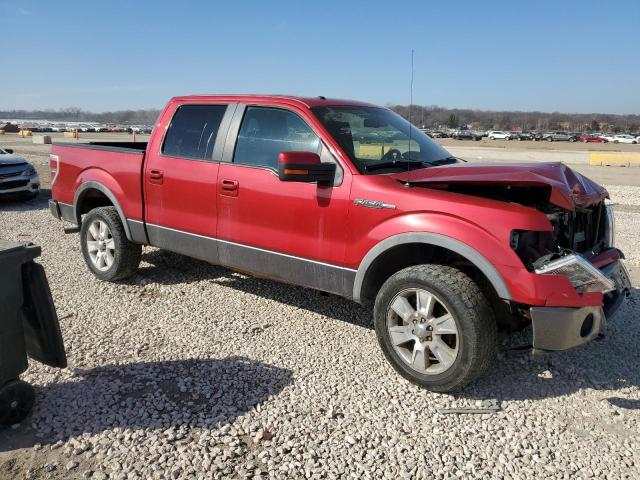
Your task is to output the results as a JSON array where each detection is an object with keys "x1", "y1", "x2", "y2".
[
  {"x1": 429, "y1": 131, "x2": 449, "y2": 138},
  {"x1": 452, "y1": 130, "x2": 481, "y2": 140},
  {"x1": 600, "y1": 134, "x2": 616, "y2": 142},
  {"x1": 579, "y1": 133, "x2": 607, "y2": 143},
  {"x1": 512, "y1": 132, "x2": 532, "y2": 141},
  {"x1": 487, "y1": 131, "x2": 510, "y2": 140},
  {"x1": 0, "y1": 148, "x2": 40, "y2": 199},
  {"x1": 611, "y1": 134, "x2": 637, "y2": 144},
  {"x1": 543, "y1": 132, "x2": 572, "y2": 142},
  {"x1": 530, "y1": 132, "x2": 543, "y2": 141}
]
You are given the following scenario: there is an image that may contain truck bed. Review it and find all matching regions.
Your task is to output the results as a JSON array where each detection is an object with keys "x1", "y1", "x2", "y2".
[{"x1": 50, "y1": 142, "x2": 146, "y2": 223}]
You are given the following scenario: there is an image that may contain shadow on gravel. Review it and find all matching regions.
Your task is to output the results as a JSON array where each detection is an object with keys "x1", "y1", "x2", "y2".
[
  {"x1": 607, "y1": 398, "x2": 640, "y2": 410},
  {"x1": 0, "y1": 356, "x2": 292, "y2": 452},
  {"x1": 0, "y1": 188, "x2": 51, "y2": 212},
  {"x1": 134, "y1": 249, "x2": 373, "y2": 330}
]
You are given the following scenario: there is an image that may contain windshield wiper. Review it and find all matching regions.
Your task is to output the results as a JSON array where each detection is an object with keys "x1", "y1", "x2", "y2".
[{"x1": 363, "y1": 160, "x2": 426, "y2": 173}]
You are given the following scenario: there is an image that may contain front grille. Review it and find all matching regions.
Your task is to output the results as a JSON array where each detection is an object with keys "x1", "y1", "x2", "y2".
[
  {"x1": 552, "y1": 201, "x2": 606, "y2": 254},
  {"x1": 0, "y1": 170, "x2": 22, "y2": 179},
  {"x1": 571, "y1": 202, "x2": 606, "y2": 253},
  {"x1": 0, "y1": 180, "x2": 29, "y2": 190}
]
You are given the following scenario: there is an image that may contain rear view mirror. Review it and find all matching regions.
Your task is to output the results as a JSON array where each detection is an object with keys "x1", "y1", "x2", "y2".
[
  {"x1": 363, "y1": 118, "x2": 387, "y2": 128},
  {"x1": 278, "y1": 151, "x2": 336, "y2": 185},
  {"x1": 4, "y1": 149, "x2": 14, "y2": 154}
]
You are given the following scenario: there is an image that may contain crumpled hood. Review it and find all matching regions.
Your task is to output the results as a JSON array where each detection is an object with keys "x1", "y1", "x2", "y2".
[{"x1": 391, "y1": 162, "x2": 607, "y2": 210}]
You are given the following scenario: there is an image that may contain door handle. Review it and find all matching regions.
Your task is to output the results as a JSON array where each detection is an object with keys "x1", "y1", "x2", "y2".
[
  {"x1": 220, "y1": 179, "x2": 239, "y2": 197},
  {"x1": 149, "y1": 169, "x2": 164, "y2": 185}
]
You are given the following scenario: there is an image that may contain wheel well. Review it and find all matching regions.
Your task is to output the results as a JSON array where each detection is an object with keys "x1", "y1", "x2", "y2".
[
  {"x1": 359, "y1": 243, "x2": 503, "y2": 312},
  {"x1": 76, "y1": 189, "x2": 114, "y2": 220}
]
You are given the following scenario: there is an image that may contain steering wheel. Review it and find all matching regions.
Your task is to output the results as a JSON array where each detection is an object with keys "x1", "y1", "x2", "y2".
[{"x1": 381, "y1": 149, "x2": 403, "y2": 161}]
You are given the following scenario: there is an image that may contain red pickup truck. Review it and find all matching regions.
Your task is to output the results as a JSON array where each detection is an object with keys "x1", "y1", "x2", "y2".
[{"x1": 49, "y1": 95, "x2": 631, "y2": 392}]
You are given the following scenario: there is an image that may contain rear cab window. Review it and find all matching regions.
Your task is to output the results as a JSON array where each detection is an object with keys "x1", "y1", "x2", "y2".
[{"x1": 162, "y1": 104, "x2": 228, "y2": 160}]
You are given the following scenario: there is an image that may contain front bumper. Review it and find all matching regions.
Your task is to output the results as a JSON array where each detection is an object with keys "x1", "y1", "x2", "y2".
[
  {"x1": 530, "y1": 260, "x2": 632, "y2": 352},
  {"x1": 0, "y1": 173, "x2": 40, "y2": 195}
]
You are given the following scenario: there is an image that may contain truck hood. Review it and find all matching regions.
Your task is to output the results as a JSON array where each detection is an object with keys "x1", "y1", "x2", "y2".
[
  {"x1": 391, "y1": 162, "x2": 607, "y2": 210},
  {"x1": 0, "y1": 154, "x2": 28, "y2": 167}
]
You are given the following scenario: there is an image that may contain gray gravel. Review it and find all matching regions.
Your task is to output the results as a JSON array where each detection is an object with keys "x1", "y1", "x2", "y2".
[{"x1": 1, "y1": 186, "x2": 639, "y2": 479}]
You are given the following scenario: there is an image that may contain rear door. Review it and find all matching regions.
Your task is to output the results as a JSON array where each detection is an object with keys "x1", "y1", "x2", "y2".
[
  {"x1": 143, "y1": 102, "x2": 236, "y2": 263},
  {"x1": 216, "y1": 104, "x2": 354, "y2": 296}
]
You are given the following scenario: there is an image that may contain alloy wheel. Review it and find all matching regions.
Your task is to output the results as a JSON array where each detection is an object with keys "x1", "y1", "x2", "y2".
[
  {"x1": 86, "y1": 219, "x2": 115, "y2": 271},
  {"x1": 386, "y1": 288, "x2": 459, "y2": 375}
]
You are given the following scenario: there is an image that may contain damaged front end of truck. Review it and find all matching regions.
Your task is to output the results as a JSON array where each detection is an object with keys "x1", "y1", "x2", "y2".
[{"x1": 396, "y1": 162, "x2": 632, "y2": 352}]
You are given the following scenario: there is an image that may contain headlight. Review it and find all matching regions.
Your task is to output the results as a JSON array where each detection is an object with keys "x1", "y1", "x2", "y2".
[
  {"x1": 535, "y1": 254, "x2": 615, "y2": 293},
  {"x1": 604, "y1": 205, "x2": 615, "y2": 247},
  {"x1": 21, "y1": 166, "x2": 36, "y2": 176}
]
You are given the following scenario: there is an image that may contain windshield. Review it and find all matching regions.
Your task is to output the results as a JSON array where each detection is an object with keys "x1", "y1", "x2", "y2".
[{"x1": 311, "y1": 106, "x2": 456, "y2": 174}]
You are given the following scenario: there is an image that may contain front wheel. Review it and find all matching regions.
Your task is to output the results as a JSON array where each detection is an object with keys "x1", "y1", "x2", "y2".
[
  {"x1": 80, "y1": 206, "x2": 141, "y2": 281},
  {"x1": 374, "y1": 265, "x2": 497, "y2": 392}
]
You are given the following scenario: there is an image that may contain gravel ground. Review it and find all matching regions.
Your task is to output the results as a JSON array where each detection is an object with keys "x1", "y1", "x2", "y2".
[{"x1": 1, "y1": 187, "x2": 639, "y2": 479}]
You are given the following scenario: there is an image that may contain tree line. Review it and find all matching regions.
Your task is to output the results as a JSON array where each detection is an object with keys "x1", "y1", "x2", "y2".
[
  {"x1": 2, "y1": 105, "x2": 639, "y2": 133},
  {"x1": 0, "y1": 107, "x2": 161, "y2": 125},
  {"x1": 389, "y1": 105, "x2": 640, "y2": 133}
]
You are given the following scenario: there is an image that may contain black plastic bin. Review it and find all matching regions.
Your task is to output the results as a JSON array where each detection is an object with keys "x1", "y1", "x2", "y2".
[{"x1": 0, "y1": 240, "x2": 66, "y2": 426}]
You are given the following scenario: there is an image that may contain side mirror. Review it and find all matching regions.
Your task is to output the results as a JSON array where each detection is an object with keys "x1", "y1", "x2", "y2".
[
  {"x1": 4, "y1": 148, "x2": 13, "y2": 154},
  {"x1": 278, "y1": 151, "x2": 335, "y2": 185}
]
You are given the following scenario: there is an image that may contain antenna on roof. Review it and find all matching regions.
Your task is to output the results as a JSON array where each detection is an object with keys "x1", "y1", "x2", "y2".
[{"x1": 406, "y1": 49, "x2": 415, "y2": 186}]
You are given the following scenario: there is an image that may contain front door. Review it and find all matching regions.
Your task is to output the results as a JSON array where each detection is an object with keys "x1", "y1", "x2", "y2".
[{"x1": 216, "y1": 105, "x2": 354, "y2": 296}]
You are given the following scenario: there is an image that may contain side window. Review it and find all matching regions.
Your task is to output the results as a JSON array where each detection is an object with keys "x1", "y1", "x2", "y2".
[
  {"x1": 233, "y1": 107, "x2": 321, "y2": 170},
  {"x1": 162, "y1": 104, "x2": 227, "y2": 160}
]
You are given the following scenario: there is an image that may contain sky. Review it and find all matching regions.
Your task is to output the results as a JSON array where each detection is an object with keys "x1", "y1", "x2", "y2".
[{"x1": 2, "y1": 0, "x2": 639, "y2": 114}]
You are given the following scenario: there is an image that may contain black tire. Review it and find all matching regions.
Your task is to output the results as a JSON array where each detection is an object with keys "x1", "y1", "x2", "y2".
[
  {"x1": 374, "y1": 265, "x2": 497, "y2": 392},
  {"x1": 547, "y1": 137, "x2": 553, "y2": 142},
  {"x1": 80, "y1": 206, "x2": 141, "y2": 281},
  {"x1": 0, "y1": 380, "x2": 35, "y2": 426}
]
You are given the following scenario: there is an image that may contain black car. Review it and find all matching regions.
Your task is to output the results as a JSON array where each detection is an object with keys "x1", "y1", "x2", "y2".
[
  {"x1": 514, "y1": 132, "x2": 532, "y2": 141},
  {"x1": 452, "y1": 130, "x2": 481, "y2": 140},
  {"x1": 429, "y1": 131, "x2": 449, "y2": 138}
]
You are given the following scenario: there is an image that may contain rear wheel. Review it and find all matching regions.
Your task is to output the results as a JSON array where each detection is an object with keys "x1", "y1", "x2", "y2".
[
  {"x1": 80, "y1": 207, "x2": 141, "y2": 281},
  {"x1": 374, "y1": 265, "x2": 497, "y2": 392}
]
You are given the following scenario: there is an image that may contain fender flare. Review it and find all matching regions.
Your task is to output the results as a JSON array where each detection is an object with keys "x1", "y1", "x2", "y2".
[
  {"x1": 73, "y1": 181, "x2": 132, "y2": 240},
  {"x1": 352, "y1": 232, "x2": 512, "y2": 302}
]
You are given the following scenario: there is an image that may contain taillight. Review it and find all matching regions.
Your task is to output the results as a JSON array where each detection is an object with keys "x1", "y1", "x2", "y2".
[{"x1": 49, "y1": 154, "x2": 59, "y2": 185}]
